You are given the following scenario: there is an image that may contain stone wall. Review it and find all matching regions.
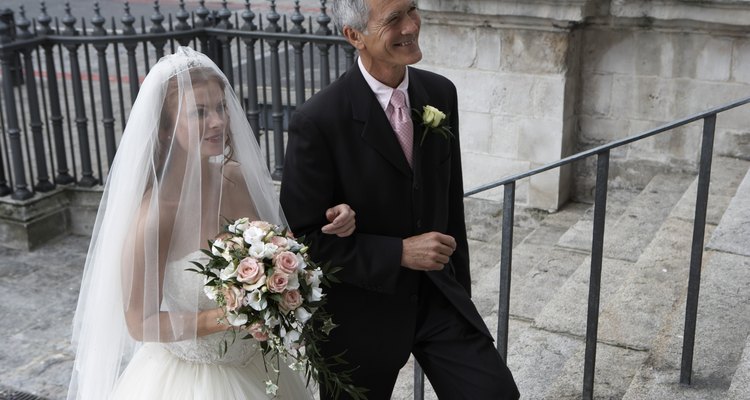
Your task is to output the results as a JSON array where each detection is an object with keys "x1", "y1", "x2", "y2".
[{"x1": 417, "y1": 0, "x2": 750, "y2": 209}]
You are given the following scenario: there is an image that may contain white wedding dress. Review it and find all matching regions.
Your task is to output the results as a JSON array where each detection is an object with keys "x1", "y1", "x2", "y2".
[{"x1": 109, "y1": 252, "x2": 313, "y2": 399}]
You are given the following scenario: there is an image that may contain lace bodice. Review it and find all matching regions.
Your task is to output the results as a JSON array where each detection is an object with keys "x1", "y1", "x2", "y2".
[{"x1": 161, "y1": 252, "x2": 260, "y2": 366}]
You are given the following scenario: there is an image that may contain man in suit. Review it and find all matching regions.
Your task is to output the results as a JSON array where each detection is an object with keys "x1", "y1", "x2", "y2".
[{"x1": 280, "y1": 0, "x2": 520, "y2": 398}]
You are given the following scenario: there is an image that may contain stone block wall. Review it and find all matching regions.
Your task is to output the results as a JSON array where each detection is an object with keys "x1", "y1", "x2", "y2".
[{"x1": 417, "y1": 0, "x2": 750, "y2": 208}]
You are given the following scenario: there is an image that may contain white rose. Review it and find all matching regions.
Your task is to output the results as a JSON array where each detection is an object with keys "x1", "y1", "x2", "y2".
[
  {"x1": 243, "y1": 226, "x2": 265, "y2": 244},
  {"x1": 246, "y1": 289, "x2": 267, "y2": 311},
  {"x1": 248, "y1": 242, "x2": 268, "y2": 259},
  {"x1": 262, "y1": 243, "x2": 279, "y2": 259},
  {"x1": 285, "y1": 272, "x2": 300, "y2": 291},
  {"x1": 283, "y1": 329, "x2": 301, "y2": 349},
  {"x1": 294, "y1": 254, "x2": 308, "y2": 271},
  {"x1": 294, "y1": 307, "x2": 312, "y2": 324},
  {"x1": 229, "y1": 217, "x2": 250, "y2": 234},
  {"x1": 219, "y1": 263, "x2": 237, "y2": 281},
  {"x1": 263, "y1": 310, "x2": 280, "y2": 328},
  {"x1": 306, "y1": 286, "x2": 323, "y2": 302},
  {"x1": 422, "y1": 105, "x2": 446, "y2": 128},
  {"x1": 211, "y1": 239, "x2": 226, "y2": 256},
  {"x1": 203, "y1": 285, "x2": 219, "y2": 300},
  {"x1": 227, "y1": 312, "x2": 248, "y2": 326},
  {"x1": 306, "y1": 269, "x2": 323, "y2": 286}
]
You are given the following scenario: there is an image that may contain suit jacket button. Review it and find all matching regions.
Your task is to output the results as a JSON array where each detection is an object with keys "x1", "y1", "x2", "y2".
[{"x1": 416, "y1": 219, "x2": 422, "y2": 228}]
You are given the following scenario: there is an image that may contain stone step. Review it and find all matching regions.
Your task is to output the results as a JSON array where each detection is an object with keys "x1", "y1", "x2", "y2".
[
  {"x1": 544, "y1": 341, "x2": 648, "y2": 399},
  {"x1": 506, "y1": 203, "x2": 590, "y2": 320},
  {"x1": 470, "y1": 202, "x2": 589, "y2": 320},
  {"x1": 621, "y1": 249, "x2": 750, "y2": 399},
  {"x1": 533, "y1": 256, "x2": 634, "y2": 337},
  {"x1": 620, "y1": 165, "x2": 750, "y2": 399},
  {"x1": 596, "y1": 216, "x2": 697, "y2": 350},
  {"x1": 671, "y1": 156, "x2": 750, "y2": 226},
  {"x1": 707, "y1": 158, "x2": 750, "y2": 257},
  {"x1": 727, "y1": 335, "x2": 750, "y2": 400},
  {"x1": 505, "y1": 323, "x2": 582, "y2": 399},
  {"x1": 558, "y1": 173, "x2": 694, "y2": 262},
  {"x1": 533, "y1": 172, "x2": 694, "y2": 339},
  {"x1": 556, "y1": 187, "x2": 640, "y2": 252}
]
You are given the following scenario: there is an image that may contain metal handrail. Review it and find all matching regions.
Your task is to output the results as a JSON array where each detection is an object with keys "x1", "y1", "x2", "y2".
[{"x1": 457, "y1": 95, "x2": 750, "y2": 400}]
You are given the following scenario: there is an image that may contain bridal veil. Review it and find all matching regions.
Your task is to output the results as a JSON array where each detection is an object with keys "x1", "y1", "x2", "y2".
[{"x1": 67, "y1": 47, "x2": 287, "y2": 399}]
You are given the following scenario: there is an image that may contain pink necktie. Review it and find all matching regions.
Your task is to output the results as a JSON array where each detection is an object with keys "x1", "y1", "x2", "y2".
[{"x1": 386, "y1": 89, "x2": 413, "y2": 168}]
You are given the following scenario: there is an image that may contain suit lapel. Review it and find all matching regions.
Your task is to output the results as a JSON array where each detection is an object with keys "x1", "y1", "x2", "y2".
[
  {"x1": 408, "y1": 69, "x2": 430, "y2": 182},
  {"x1": 348, "y1": 66, "x2": 413, "y2": 177}
]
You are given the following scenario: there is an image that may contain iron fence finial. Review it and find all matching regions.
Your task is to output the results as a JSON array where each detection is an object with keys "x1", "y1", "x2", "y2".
[
  {"x1": 265, "y1": 0, "x2": 281, "y2": 33},
  {"x1": 195, "y1": 0, "x2": 210, "y2": 28},
  {"x1": 150, "y1": 0, "x2": 165, "y2": 34},
  {"x1": 62, "y1": 2, "x2": 77, "y2": 36},
  {"x1": 290, "y1": 0, "x2": 305, "y2": 34},
  {"x1": 175, "y1": 0, "x2": 190, "y2": 31},
  {"x1": 16, "y1": 5, "x2": 32, "y2": 39},
  {"x1": 122, "y1": 2, "x2": 136, "y2": 35},
  {"x1": 91, "y1": 3, "x2": 106, "y2": 36},
  {"x1": 37, "y1": 2, "x2": 53, "y2": 35},
  {"x1": 241, "y1": 0, "x2": 257, "y2": 31}
]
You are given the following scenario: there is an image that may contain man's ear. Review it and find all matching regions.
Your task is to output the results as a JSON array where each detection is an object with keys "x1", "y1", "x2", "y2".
[{"x1": 342, "y1": 26, "x2": 366, "y2": 50}]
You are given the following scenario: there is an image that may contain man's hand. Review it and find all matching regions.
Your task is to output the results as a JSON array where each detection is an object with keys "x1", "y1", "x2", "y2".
[
  {"x1": 321, "y1": 203, "x2": 356, "y2": 237},
  {"x1": 401, "y1": 232, "x2": 456, "y2": 271}
]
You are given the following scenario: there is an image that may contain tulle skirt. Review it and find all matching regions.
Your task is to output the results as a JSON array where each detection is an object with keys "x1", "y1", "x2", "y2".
[{"x1": 109, "y1": 343, "x2": 314, "y2": 399}]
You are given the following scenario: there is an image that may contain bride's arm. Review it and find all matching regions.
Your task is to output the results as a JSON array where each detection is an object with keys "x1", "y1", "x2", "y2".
[{"x1": 122, "y1": 196, "x2": 230, "y2": 343}]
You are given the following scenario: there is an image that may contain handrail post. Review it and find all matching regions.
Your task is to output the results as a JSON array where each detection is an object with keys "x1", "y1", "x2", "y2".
[
  {"x1": 413, "y1": 361, "x2": 424, "y2": 400},
  {"x1": 680, "y1": 114, "x2": 716, "y2": 384},
  {"x1": 498, "y1": 181, "x2": 515, "y2": 360},
  {"x1": 583, "y1": 150, "x2": 609, "y2": 400}
]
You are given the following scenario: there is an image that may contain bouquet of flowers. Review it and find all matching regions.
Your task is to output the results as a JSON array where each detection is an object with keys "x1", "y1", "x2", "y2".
[{"x1": 188, "y1": 218, "x2": 365, "y2": 399}]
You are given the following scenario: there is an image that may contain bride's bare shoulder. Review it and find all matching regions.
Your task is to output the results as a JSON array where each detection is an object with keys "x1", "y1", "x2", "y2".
[{"x1": 222, "y1": 160, "x2": 246, "y2": 186}]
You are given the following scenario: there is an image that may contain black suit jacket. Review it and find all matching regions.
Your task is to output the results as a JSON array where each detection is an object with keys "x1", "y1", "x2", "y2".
[{"x1": 280, "y1": 64, "x2": 491, "y2": 340}]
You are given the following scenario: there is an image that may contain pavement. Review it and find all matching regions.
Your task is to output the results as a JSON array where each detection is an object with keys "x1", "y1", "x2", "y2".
[{"x1": 0, "y1": 234, "x2": 89, "y2": 400}]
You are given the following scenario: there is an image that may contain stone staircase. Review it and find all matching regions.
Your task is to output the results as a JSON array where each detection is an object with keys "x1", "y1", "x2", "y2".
[{"x1": 392, "y1": 155, "x2": 750, "y2": 399}]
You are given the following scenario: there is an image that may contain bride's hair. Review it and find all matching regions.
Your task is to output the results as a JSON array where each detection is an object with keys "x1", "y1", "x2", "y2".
[{"x1": 154, "y1": 67, "x2": 235, "y2": 178}]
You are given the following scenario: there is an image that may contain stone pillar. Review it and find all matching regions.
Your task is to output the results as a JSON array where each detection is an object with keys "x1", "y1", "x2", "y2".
[
  {"x1": 417, "y1": 0, "x2": 593, "y2": 210},
  {"x1": 417, "y1": 0, "x2": 750, "y2": 208}
]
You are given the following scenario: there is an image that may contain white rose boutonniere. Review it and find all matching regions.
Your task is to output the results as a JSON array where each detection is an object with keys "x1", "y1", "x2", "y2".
[{"x1": 415, "y1": 105, "x2": 454, "y2": 145}]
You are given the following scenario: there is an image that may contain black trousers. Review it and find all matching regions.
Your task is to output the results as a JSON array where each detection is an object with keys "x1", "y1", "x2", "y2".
[{"x1": 320, "y1": 274, "x2": 520, "y2": 400}]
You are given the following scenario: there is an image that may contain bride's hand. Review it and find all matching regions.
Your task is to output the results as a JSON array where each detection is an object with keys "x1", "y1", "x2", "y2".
[{"x1": 321, "y1": 204, "x2": 356, "y2": 237}]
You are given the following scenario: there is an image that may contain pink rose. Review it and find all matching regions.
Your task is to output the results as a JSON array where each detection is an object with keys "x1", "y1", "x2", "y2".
[
  {"x1": 267, "y1": 271, "x2": 289, "y2": 293},
  {"x1": 248, "y1": 321, "x2": 269, "y2": 342},
  {"x1": 222, "y1": 286, "x2": 244, "y2": 312},
  {"x1": 274, "y1": 251, "x2": 298, "y2": 275},
  {"x1": 236, "y1": 257, "x2": 264, "y2": 284},
  {"x1": 270, "y1": 235, "x2": 288, "y2": 249},
  {"x1": 279, "y1": 289, "x2": 303, "y2": 313},
  {"x1": 250, "y1": 220, "x2": 273, "y2": 231}
]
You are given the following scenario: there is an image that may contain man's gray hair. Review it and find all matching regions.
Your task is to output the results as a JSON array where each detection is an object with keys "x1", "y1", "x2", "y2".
[{"x1": 330, "y1": 0, "x2": 370, "y2": 32}]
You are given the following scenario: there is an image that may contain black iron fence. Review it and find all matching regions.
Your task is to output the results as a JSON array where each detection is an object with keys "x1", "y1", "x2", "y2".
[{"x1": 0, "y1": 0, "x2": 353, "y2": 201}]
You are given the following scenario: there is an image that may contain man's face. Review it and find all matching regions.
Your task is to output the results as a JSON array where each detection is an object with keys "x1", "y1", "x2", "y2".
[{"x1": 358, "y1": 0, "x2": 422, "y2": 77}]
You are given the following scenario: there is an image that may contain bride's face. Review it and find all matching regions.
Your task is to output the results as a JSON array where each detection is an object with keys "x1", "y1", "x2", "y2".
[{"x1": 174, "y1": 79, "x2": 228, "y2": 158}]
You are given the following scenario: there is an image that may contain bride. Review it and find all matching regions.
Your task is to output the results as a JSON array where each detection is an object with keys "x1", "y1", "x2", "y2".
[{"x1": 67, "y1": 47, "x2": 355, "y2": 399}]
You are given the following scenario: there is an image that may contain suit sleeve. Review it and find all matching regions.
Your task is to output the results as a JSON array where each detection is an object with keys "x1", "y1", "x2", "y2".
[
  {"x1": 446, "y1": 85, "x2": 472, "y2": 296},
  {"x1": 280, "y1": 110, "x2": 404, "y2": 294}
]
